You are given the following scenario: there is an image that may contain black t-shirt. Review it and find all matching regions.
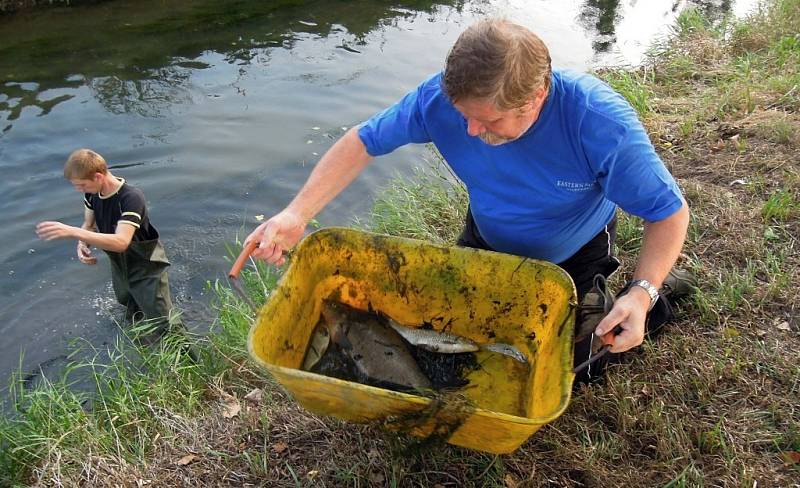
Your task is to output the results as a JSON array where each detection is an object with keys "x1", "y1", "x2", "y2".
[{"x1": 84, "y1": 178, "x2": 158, "y2": 241}]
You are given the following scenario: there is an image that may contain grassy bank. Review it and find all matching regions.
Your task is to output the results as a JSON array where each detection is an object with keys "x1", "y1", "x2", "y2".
[{"x1": 2, "y1": 0, "x2": 799, "y2": 485}]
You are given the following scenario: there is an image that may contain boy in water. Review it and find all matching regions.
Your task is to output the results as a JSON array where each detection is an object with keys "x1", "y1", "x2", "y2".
[{"x1": 36, "y1": 149, "x2": 178, "y2": 336}]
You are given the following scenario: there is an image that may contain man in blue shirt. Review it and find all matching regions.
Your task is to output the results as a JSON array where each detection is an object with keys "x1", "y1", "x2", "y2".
[{"x1": 245, "y1": 19, "x2": 690, "y2": 380}]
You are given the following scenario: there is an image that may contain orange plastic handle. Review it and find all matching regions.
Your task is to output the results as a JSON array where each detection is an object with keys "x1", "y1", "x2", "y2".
[
  {"x1": 599, "y1": 327, "x2": 618, "y2": 346},
  {"x1": 572, "y1": 325, "x2": 623, "y2": 374},
  {"x1": 229, "y1": 240, "x2": 259, "y2": 279}
]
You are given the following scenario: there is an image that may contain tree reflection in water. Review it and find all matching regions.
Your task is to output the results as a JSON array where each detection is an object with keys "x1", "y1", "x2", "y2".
[
  {"x1": 691, "y1": 0, "x2": 733, "y2": 22},
  {"x1": 0, "y1": 81, "x2": 78, "y2": 130},
  {"x1": 580, "y1": 0, "x2": 622, "y2": 53},
  {"x1": 88, "y1": 67, "x2": 193, "y2": 118},
  {"x1": 0, "y1": 0, "x2": 740, "y2": 132},
  {"x1": 0, "y1": 0, "x2": 468, "y2": 132},
  {"x1": 578, "y1": 0, "x2": 733, "y2": 55}
]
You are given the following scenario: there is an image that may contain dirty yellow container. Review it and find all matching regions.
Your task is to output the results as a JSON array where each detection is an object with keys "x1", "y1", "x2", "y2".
[{"x1": 248, "y1": 227, "x2": 577, "y2": 454}]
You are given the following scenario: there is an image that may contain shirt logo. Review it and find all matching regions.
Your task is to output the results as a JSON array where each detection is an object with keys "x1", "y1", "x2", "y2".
[{"x1": 556, "y1": 180, "x2": 596, "y2": 192}]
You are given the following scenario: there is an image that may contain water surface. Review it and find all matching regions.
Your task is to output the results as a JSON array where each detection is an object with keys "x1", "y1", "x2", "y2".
[{"x1": 0, "y1": 0, "x2": 756, "y2": 384}]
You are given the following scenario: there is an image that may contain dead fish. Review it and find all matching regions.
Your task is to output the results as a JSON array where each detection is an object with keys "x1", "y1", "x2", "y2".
[
  {"x1": 301, "y1": 322, "x2": 331, "y2": 371},
  {"x1": 482, "y1": 343, "x2": 528, "y2": 363},
  {"x1": 386, "y1": 318, "x2": 528, "y2": 364},
  {"x1": 321, "y1": 301, "x2": 432, "y2": 390},
  {"x1": 385, "y1": 319, "x2": 480, "y2": 354}
]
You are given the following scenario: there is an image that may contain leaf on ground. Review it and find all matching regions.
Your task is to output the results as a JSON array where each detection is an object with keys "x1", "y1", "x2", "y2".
[
  {"x1": 306, "y1": 470, "x2": 319, "y2": 481},
  {"x1": 504, "y1": 474, "x2": 519, "y2": 487},
  {"x1": 369, "y1": 471, "x2": 385, "y2": 485},
  {"x1": 776, "y1": 321, "x2": 791, "y2": 331},
  {"x1": 272, "y1": 441, "x2": 288, "y2": 454},
  {"x1": 175, "y1": 454, "x2": 197, "y2": 466},
  {"x1": 220, "y1": 393, "x2": 241, "y2": 419},
  {"x1": 244, "y1": 388, "x2": 263, "y2": 404},
  {"x1": 781, "y1": 451, "x2": 800, "y2": 465}
]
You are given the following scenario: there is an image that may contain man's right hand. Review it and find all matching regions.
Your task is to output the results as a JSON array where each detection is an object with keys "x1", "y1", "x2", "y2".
[
  {"x1": 244, "y1": 210, "x2": 307, "y2": 266},
  {"x1": 77, "y1": 241, "x2": 97, "y2": 265}
]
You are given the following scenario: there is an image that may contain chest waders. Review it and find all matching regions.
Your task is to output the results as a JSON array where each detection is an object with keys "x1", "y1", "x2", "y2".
[{"x1": 106, "y1": 235, "x2": 175, "y2": 335}]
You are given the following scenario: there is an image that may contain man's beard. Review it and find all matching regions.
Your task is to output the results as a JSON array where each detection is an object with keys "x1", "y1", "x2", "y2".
[{"x1": 479, "y1": 132, "x2": 515, "y2": 146}]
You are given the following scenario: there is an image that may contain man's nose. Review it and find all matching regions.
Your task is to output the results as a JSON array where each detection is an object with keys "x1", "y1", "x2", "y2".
[{"x1": 466, "y1": 118, "x2": 484, "y2": 137}]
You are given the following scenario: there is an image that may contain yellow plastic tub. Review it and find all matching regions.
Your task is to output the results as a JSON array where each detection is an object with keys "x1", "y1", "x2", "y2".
[{"x1": 247, "y1": 227, "x2": 577, "y2": 454}]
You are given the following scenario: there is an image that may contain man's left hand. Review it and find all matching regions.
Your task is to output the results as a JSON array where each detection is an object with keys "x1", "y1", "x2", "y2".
[
  {"x1": 36, "y1": 221, "x2": 77, "y2": 241},
  {"x1": 593, "y1": 291, "x2": 649, "y2": 353}
]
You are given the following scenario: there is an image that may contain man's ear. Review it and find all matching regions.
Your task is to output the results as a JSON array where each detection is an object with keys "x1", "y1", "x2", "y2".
[
  {"x1": 519, "y1": 88, "x2": 546, "y2": 113},
  {"x1": 532, "y1": 86, "x2": 546, "y2": 103},
  {"x1": 93, "y1": 172, "x2": 104, "y2": 183}
]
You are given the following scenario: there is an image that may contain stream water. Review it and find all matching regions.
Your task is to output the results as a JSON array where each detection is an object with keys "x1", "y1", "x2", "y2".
[{"x1": 0, "y1": 0, "x2": 756, "y2": 387}]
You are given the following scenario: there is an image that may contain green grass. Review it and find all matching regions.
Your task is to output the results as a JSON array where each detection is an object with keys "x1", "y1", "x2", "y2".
[
  {"x1": 762, "y1": 188, "x2": 797, "y2": 222},
  {"x1": 355, "y1": 154, "x2": 468, "y2": 245},
  {"x1": 614, "y1": 212, "x2": 644, "y2": 256},
  {"x1": 674, "y1": 7, "x2": 715, "y2": 38},
  {"x1": 601, "y1": 69, "x2": 655, "y2": 117},
  {"x1": 762, "y1": 117, "x2": 797, "y2": 144},
  {"x1": 0, "y1": 332, "x2": 204, "y2": 484},
  {"x1": 0, "y1": 246, "x2": 276, "y2": 486}
]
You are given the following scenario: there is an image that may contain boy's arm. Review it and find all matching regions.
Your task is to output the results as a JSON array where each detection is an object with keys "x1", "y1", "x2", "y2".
[
  {"x1": 37, "y1": 217, "x2": 136, "y2": 253},
  {"x1": 80, "y1": 207, "x2": 96, "y2": 232},
  {"x1": 77, "y1": 208, "x2": 98, "y2": 264}
]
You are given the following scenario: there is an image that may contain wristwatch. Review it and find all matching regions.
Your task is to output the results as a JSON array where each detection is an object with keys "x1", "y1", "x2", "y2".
[{"x1": 628, "y1": 279, "x2": 659, "y2": 311}]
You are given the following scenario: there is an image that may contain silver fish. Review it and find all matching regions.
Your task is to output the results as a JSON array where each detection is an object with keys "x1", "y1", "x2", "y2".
[
  {"x1": 387, "y1": 318, "x2": 528, "y2": 364},
  {"x1": 321, "y1": 301, "x2": 432, "y2": 390},
  {"x1": 482, "y1": 343, "x2": 528, "y2": 363},
  {"x1": 386, "y1": 319, "x2": 480, "y2": 353},
  {"x1": 301, "y1": 322, "x2": 331, "y2": 371}
]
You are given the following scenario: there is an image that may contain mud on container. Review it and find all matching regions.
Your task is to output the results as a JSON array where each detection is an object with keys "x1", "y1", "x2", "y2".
[{"x1": 248, "y1": 227, "x2": 577, "y2": 454}]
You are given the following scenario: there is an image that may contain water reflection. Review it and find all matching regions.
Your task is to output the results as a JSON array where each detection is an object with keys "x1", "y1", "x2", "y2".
[
  {"x1": 692, "y1": 0, "x2": 733, "y2": 22},
  {"x1": 578, "y1": 0, "x2": 734, "y2": 55},
  {"x1": 89, "y1": 68, "x2": 194, "y2": 117},
  {"x1": 0, "y1": 0, "x2": 743, "y2": 131},
  {"x1": 0, "y1": 81, "x2": 77, "y2": 127},
  {"x1": 0, "y1": 0, "x2": 468, "y2": 133},
  {"x1": 580, "y1": 0, "x2": 622, "y2": 52}
]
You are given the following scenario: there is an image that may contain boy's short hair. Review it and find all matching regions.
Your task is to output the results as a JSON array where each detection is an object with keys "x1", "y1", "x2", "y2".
[{"x1": 63, "y1": 149, "x2": 108, "y2": 180}]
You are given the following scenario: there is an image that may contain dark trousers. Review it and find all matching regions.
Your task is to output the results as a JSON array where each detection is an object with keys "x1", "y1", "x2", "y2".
[
  {"x1": 456, "y1": 208, "x2": 620, "y2": 383},
  {"x1": 106, "y1": 238, "x2": 178, "y2": 336}
]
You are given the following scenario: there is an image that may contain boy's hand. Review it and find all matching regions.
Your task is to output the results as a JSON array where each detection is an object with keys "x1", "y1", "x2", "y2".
[
  {"x1": 77, "y1": 241, "x2": 97, "y2": 265},
  {"x1": 36, "y1": 221, "x2": 77, "y2": 241}
]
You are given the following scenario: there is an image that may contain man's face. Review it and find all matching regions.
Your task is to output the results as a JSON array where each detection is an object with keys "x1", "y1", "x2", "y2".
[
  {"x1": 454, "y1": 88, "x2": 547, "y2": 146},
  {"x1": 70, "y1": 174, "x2": 102, "y2": 193}
]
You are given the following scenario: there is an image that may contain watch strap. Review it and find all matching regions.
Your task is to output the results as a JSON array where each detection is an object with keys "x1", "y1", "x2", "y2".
[{"x1": 628, "y1": 279, "x2": 659, "y2": 311}]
